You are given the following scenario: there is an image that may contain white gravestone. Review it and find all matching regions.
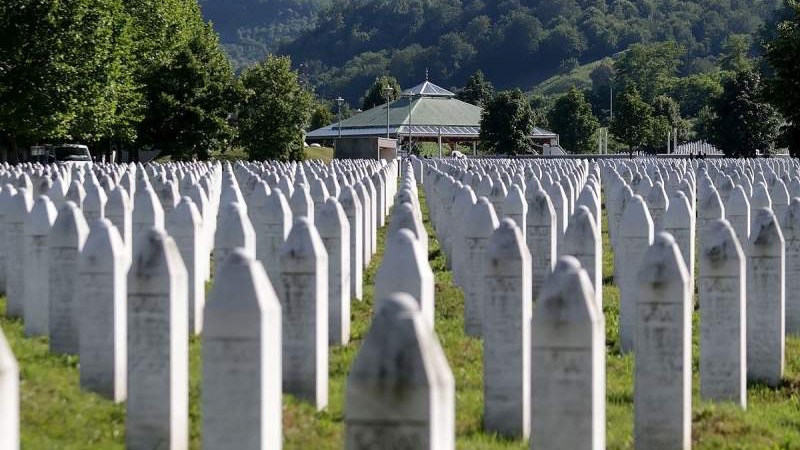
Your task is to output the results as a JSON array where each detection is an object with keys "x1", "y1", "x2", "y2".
[
  {"x1": 279, "y1": 217, "x2": 329, "y2": 410},
  {"x1": 23, "y1": 195, "x2": 57, "y2": 337},
  {"x1": 503, "y1": 184, "x2": 527, "y2": 240},
  {"x1": 340, "y1": 186, "x2": 364, "y2": 300},
  {"x1": 635, "y1": 232, "x2": 691, "y2": 450},
  {"x1": 252, "y1": 187, "x2": 292, "y2": 283},
  {"x1": 563, "y1": 205, "x2": 602, "y2": 309},
  {"x1": 0, "y1": 327, "x2": 19, "y2": 450},
  {"x1": 106, "y1": 186, "x2": 133, "y2": 257},
  {"x1": 203, "y1": 250, "x2": 283, "y2": 450},
  {"x1": 527, "y1": 187, "x2": 557, "y2": 302},
  {"x1": 345, "y1": 293, "x2": 455, "y2": 450},
  {"x1": 5, "y1": 190, "x2": 32, "y2": 319},
  {"x1": 78, "y1": 219, "x2": 127, "y2": 402},
  {"x1": 747, "y1": 207, "x2": 785, "y2": 386},
  {"x1": 664, "y1": 190, "x2": 696, "y2": 298},
  {"x1": 126, "y1": 228, "x2": 189, "y2": 450},
  {"x1": 376, "y1": 228, "x2": 435, "y2": 328},
  {"x1": 167, "y1": 197, "x2": 205, "y2": 335},
  {"x1": 785, "y1": 198, "x2": 800, "y2": 335},
  {"x1": 483, "y1": 219, "x2": 531, "y2": 438},
  {"x1": 214, "y1": 202, "x2": 256, "y2": 281},
  {"x1": 531, "y1": 256, "x2": 604, "y2": 450},
  {"x1": 463, "y1": 197, "x2": 499, "y2": 337},
  {"x1": 131, "y1": 187, "x2": 165, "y2": 256},
  {"x1": 699, "y1": 219, "x2": 746, "y2": 407},
  {"x1": 618, "y1": 195, "x2": 654, "y2": 353},
  {"x1": 48, "y1": 202, "x2": 89, "y2": 354},
  {"x1": 317, "y1": 197, "x2": 351, "y2": 346}
]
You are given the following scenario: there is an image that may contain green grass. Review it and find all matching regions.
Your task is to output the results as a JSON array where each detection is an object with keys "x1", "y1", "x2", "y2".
[
  {"x1": 531, "y1": 57, "x2": 612, "y2": 98},
  {"x1": 303, "y1": 146, "x2": 334, "y2": 163},
  {"x1": 4, "y1": 187, "x2": 800, "y2": 449}
]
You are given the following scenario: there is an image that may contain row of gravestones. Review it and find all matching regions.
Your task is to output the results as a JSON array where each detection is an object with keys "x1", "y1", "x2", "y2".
[
  {"x1": 411, "y1": 154, "x2": 799, "y2": 449},
  {"x1": 0, "y1": 157, "x2": 401, "y2": 450}
]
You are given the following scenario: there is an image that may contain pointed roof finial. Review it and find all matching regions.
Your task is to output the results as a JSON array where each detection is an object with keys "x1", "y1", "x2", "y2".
[{"x1": 425, "y1": 67, "x2": 429, "y2": 81}]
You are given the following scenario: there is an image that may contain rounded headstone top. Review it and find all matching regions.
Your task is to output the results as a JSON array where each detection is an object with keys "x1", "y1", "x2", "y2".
[
  {"x1": 205, "y1": 248, "x2": 281, "y2": 338},
  {"x1": 170, "y1": 197, "x2": 202, "y2": 229},
  {"x1": 534, "y1": 256, "x2": 598, "y2": 327},
  {"x1": 750, "y1": 207, "x2": 784, "y2": 250},
  {"x1": 620, "y1": 195, "x2": 653, "y2": 239},
  {"x1": 487, "y1": 219, "x2": 527, "y2": 274},
  {"x1": 751, "y1": 182, "x2": 772, "y2": 209},
  {"x1": 49, "y1": 201, "x2": 89, "y2": 248},
  {"x1": 8, "y1": 188, "x2": 33, "y2": 221},
  {"x1": 316, "y1": 197, "x2": 348, "y2": 237},
  {"x1": 637, "y1": 231, "x2": 688, "y2": 288},
  {"x1": 25, "y1": 195, "x2": 57, "y2": 235},
  {"x1": 701, "y1": 219, "x2": 744, "y2": 266},
  {"x1": 504, "y1": 184, "x2": 527, "y2": 215},
  {"x1": 82, "y1": 218, "x2": 126, "y2": 266},
  {"x1": 464, "y1": 197, "x2": 499, "y2": 238}
]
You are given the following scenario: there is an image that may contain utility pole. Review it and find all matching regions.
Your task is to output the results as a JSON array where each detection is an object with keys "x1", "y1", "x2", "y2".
[
  {"x1": 384, "y1": 86, "x2": 394, "y2": 139},
  {"x1": 336, "y1": 97, "x2": 344, "y2": 154}
]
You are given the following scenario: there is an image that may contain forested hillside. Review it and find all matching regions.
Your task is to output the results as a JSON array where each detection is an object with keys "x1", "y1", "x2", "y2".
[
  {"x1": 274, "y1": 0, "x2": 781, "y2": 103},
  {"x1": 199, "y1": 0, "x2": 330, "y2": 69}
]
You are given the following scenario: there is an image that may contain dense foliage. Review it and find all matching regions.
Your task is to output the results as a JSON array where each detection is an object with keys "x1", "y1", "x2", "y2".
[
  {"x1": 764, "y1": 1, "x2": 800, "y2": 156},
  {"x1": 706, "y1": 70, "x2": 782, "y2": 157},
  {"x1": 480, "y1": 89, "x2": 536, "y2": 155},
  {"x1": 361, "y1": 76, "x2": 402, "y2": 111},
  {"x1": 275, "y1": 0, "x2": 780, "y2": 103},
  {"x1": 238, "y1": 55, "x2": 314, "y2": 161},
  {"x1": 547, "y1": 87, "x2": 599, "y2": 154}
]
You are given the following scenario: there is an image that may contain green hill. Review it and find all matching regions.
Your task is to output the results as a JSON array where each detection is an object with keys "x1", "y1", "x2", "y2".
[{"x1": 277, "y1": 0, "x2": 782, "y2": 104}]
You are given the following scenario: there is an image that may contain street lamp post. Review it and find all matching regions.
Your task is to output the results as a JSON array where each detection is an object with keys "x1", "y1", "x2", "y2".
[{"x1": 384, "y1": 86, "x2": 394, "y2": 139}]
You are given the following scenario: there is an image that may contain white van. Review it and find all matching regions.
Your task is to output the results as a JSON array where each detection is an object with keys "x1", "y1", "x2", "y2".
[{"x1": 51, "y1": 144, "x2": 92, "y2": 166}]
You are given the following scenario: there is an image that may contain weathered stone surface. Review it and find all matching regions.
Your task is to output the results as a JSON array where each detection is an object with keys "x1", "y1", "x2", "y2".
[
  {"x1": 203, "y1": 249, "x2": 282, "y2": 450},
  {"x1": 699, "y1": 218, "x2": 746, "y2": 407},
  {"x1": 316, "y1": 197, "x2": 351, "y2": 346},
  {"x1": 563, "y1": 205, "x2": 602, "y2": 309},
  {"x1": 5, "y1": 189, "x2": 32, "y2": 319},
  {"x1": 48, "y1": 202, "x2": 89, "y2": 354},
  {"x1": 167, "y1": 197, "x2": 205, "y2": 335},
  {"x1": 635, "y1": 232, "x2": 691, "y2": 450},
  {"x1": 747, "y1": 207, "x2": 785, "y2": 386},
  {"x1": 463, "y1": 197, "x2": 499, "y2": 337},
  {"x1": 126, "y1": 228, "x2": 188, "y2": 450},
  {"x1": 483, "y1": 219, "x2": 531, "y2": 438},
  {"x1": 0, "y1": 326, "x2": 19, "y2": 450},
  {"x1": 531, "y1": 256, "x2": 604, "y2": 450},
  {"x1": 279, "y1": 218, "x2": 329, "y2": 410},
  {"x1": 345, "y1": 293, "x2": 455, "y2": 450},
  {"x1": 214, "y1": 202, "x2": 256, "y2": 281},
  {"x1": 618, "y1": 195, "x2": 654, "y2": 353},
  {"x1": 376, "y1": 228, "x2": 435, "y2": 328},
  {"x1": 340, "y1": 186, "x2": 364, "y2": 300},
  {"x1": 78, "y1": 219, "x2": 127, "y2": 402},
  {"x1": 785, "y1": 198, "x2": 800, "y2": 335},
  {"x1": 22, "y1": 195, "x2": 58, "y2": 337},
  {"x1": 526, "y1": 187, "x2": 557, "y2": 302}
]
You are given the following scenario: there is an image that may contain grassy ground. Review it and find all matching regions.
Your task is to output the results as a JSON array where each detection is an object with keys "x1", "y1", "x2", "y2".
[
  {"x1": 3, "y1": 188, "x2": 800, "y2": 448},
  {"x1": 303, "y1": 146, "x2": 334, "y2": 163}
]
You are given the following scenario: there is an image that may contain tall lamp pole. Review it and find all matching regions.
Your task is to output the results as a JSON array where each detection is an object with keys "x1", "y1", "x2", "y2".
[
  {"x1": 384, "y1": 86, "x2": 394, "y2": 139},
  {"x1": 336, "y1": 96, "x2": 344, "y2": 143}
]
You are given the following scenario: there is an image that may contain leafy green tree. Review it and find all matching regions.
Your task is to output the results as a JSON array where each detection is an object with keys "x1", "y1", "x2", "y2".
[
  {"x1": 457, "y1": 70, "x2": 495, "y2": 106},
  {"x1": 0, "y1": 0, "x2": 141, "y2": 161},
  {"x1": 614, "y1": 42, "x2": 685, "y2": 103},
  {"x1": 136, "y1": 23, "x2": 240, "y2": 160},
  {"x1": 610, "y1": 86, "x2": 653, "y2": 151},
  {"x1": 547, "y1": 87, "x2": 600, "y2": 153},
  {"x1": 309, "y1": 101, "x2": 335, "y2": 130},
  {"x1": 765, "y1": 1, "x2": 800, "y2": 156},
  {"x1": 719, "y1": 34, "x2": 754, "y2": 72},
  {"x1": 669, "y1": 73, "x2": 724, "y2": 117},
  {"x1": 361, "y1": 75, "x2": 401, "y2": 110},
  {"x1": 645, "y1": 95, "x2": 686, "y2": 151},
  {"x1": 707, "y1": 70, "x2": 782, "y2": 157},
  {"x1": 238, "y1": 54, "x2": 314, "y2": 161},
  {"x1": 480, "y1": 89, "x2": 535, "y2": 155},
  {"x1": 588, "y1": 59, "x2": 615, "y2": 122}
]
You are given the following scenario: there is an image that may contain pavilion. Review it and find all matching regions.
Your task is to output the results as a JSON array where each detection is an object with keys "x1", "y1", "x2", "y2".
[{"x1": 305, "y1": 80, "x2": 559, "y2": 157}]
